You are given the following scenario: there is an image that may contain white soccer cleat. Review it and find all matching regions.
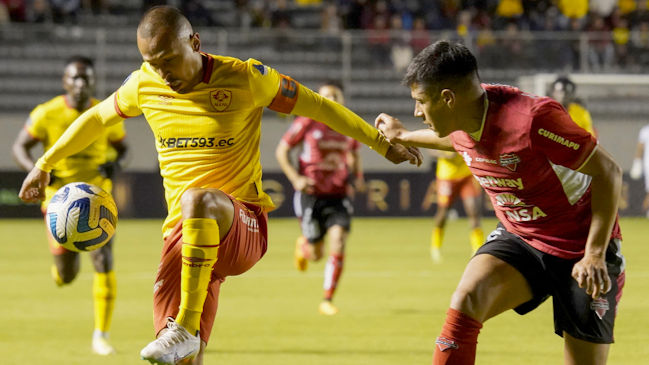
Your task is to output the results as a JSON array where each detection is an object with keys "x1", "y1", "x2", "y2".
[
  {"x1": 140, "y1": 317, "x2": 200, "y2": 365},
  {"x1": 430, "y1": 247, "x2": 443, "y2": 264},
  {"x1": 92, "y1": 335, "x2": 116, "y2": 355}
]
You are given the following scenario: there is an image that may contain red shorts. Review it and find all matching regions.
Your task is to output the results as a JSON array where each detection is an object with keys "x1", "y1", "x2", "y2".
[
  {"x1": 436, "y1": 175, "x2": 480, "y2": 208},
  {"x1": 152, "y1": 198, "x2": 268, "y2": 344}
]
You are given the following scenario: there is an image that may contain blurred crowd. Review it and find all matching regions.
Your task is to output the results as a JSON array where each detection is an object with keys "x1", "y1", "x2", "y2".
[{"x1": 3, "y1": 0, "x2": 649, "y2": 71}]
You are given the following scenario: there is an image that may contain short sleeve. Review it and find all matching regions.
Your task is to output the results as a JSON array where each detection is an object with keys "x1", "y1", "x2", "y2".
[
  {"x1": 639, "y1": 125, "x2": 649, "y2": 144},
  {"x1": 25, "y1": 105, "x2": 48, "y2": 140},
  {"x1": 282, "y1": 117, "x2": 311, "y2": 148},
  {"x1": 530, "y1": 99, "x2": 597, "y2": 170},
  {"x1": 114, "y1": 71, "x2": 142, "y2": 118},
  {"x1": 105, "y1": 120, "x2": 126, "y2": 143},
  {"x1": 246, "y1": 59, "x2": 282, "y2": 108}
]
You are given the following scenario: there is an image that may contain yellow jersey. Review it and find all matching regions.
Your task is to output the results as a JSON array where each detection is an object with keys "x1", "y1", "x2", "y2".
[
  {"x1": 567, "y1": 102, "x2": 595, "y2": 136},
  {"x1": 114, "y1": 54, "x2": 288, "y2": 236},
  {"x1": 26, "y1": 95, "x2": 125, "y2": 206},
  {"x1": 436, "y1": 152, "x2": 472, "y2": 181}
]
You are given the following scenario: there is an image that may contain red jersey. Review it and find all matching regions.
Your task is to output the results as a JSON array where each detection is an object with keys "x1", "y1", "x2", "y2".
[
  {"x1": 450, "y1": 84, "x2": 622, "y2": 259},
  {"x1": 282, "y1": 116, "x2": 360, "y2": 197}
]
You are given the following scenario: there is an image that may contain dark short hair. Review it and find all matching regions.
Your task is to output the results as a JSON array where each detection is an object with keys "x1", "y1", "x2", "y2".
[
  {"x1": 321, "y1": 79, "x2": 344, "y2": 93},
  {"x1": 551, "y1": 76, "x2": 576, "y2": 94},
  {"x1": 65, "y1": 55, "x2": 94, "y2": 69},
  {"x1": 402, "y1": 41, "x2": 478, "y2": 91}
]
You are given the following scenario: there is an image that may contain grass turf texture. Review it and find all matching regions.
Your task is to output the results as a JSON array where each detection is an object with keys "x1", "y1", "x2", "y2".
[{"x1": 0, "y1": 217, "x2": 647, "y2": 365}]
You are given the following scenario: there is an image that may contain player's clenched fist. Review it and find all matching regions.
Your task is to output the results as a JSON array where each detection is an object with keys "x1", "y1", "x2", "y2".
[
  {"x1": 375, "y1": 113, "x2": 408, "y2": 143},
  {"x1": 18, "y1": 167, "x2": 50, "y2": 203},
  {"x1": 384, "y1": 143, "x2": 423, "y2": 166}
]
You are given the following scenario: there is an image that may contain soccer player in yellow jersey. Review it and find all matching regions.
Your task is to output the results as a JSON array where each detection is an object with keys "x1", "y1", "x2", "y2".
[
  {"x1": 549, "y1": 76, "x2": 597, "y2": 137},
  {"x1": 11, "y1": 55, "x2": 127, "y2": 356},
  {"x1": 428, "y1": 150, "x2": 483, "y2": 263},
  {"x1": 18, "y1": 6, "x2": 421, "y2": 365}
]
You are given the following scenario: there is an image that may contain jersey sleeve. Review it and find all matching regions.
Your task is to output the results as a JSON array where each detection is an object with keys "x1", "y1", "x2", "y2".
[
  {"x1": 569, "y1": 103, "x2": 595, "y2": 136},
  {"x1": 530, "y1": 99, "x2": 597, "y2": 170},
  {"x1": 639, "y1": 125, "x2": 649, "y2": 144},
  {"x1": 281, "y1": 117, "x2": 310, "y2": 147},
  {"x1": 349, "y1": 138, "x2": 361, "y2": 151},
  {"x1": 105, "y1": 120, "x2": 126, "y2": 143},
  {"x1": 246, "y1": 59, "x2": 285, "y2": 109},
  {"x1": 25, "y1": 105, "x2": 48, "y2": 140},
  {"x1": 113, "y1": 71, "x2": 143, "y2": 118}
]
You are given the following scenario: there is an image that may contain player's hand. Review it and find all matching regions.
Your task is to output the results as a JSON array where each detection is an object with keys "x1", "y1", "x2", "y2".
[
  {"x1": 375, "y1": 113, "x2": 408, "y2": 143},
  {"x1": 571, "y1": 254, "x2": 611, "y2": 299},
  {"x1": 18, "y1": 167, "x2": 50, "y2": 203},
  {"x1": 353, "y1": 176, "x2": 366, "y2": 193},
  {"x1": 292, "y1": 175, "x2": 316, "y2": 194},
  {"x1": 385, "y1": 143, "x2": 423, "y2": 166}
]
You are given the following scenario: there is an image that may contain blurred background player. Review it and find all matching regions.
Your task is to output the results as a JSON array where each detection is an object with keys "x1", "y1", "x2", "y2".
[
  {"x1": 275, "y1": 81, "x2": 364, "y2": 316},
  {"x1": 427, "y1": 150, "x2": 483, "y2": 263},
  {"x1": 11, "y1": 55, "x2": 128, "y2": 356},
  {"x1": 549, "y1": 76, "x2": 597, "y2": 136},
  {"x1": 630, "y1": 123, "x2": 649, "y2": 217}
]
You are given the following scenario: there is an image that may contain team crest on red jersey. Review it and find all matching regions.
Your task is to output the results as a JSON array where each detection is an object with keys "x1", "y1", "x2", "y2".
[
  {"x1": 499, "y1": 153, "x2": 521, "y2": 171},
  {"x1": 210, "y1": 89, "x2": 232, "y2": 112},
  {"x1": 590, "y1": 297, "x2": 609, "y2": 319}
]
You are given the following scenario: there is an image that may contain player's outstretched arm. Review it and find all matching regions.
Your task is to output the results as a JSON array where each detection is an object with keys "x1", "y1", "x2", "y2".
[
  {"x1": 573, "y1": 146, "x2": 622, "y2": 299},
  {"x1": 18, "y1": 95, "x2": 124, "y2": 202},
  {"x1": 289, "y1": 85, "x2": 421, "y2": 166},
  {"x1": 375, "y1": 113, "x2": 454, "y2": 151},
  {"x1": 275, "y1": 140, "x2": 315, "y2": 193}
]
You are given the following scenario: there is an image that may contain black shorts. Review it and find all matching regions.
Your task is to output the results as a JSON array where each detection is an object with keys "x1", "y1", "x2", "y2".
[
  {"x1": 476, "y1": 224, "x2": 626, "y2": 344},
  {"x1": 293, "y1": 191, "x2": 352, "y2": 243}
]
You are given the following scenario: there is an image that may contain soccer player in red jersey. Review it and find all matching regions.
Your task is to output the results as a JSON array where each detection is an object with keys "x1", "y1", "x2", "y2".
[
  {"x1": 276, "y1": 81, "x2": 364, "y2": 316},
  {"x1": 376, "y1": 41, "x2": 625, "y2": 365}
]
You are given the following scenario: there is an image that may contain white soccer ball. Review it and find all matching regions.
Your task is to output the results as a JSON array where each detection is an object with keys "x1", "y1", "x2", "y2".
[{"x1": 46, "y1": 182, "x2": 118, "y2": 252}]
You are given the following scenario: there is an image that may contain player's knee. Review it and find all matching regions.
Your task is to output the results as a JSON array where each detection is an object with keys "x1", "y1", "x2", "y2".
[
  {"x1": 450, "y1": 287, "x2": 483, "y2": 321},
  {"x1": 181, "y1": 188, "x2": 229, "y2": 219}
]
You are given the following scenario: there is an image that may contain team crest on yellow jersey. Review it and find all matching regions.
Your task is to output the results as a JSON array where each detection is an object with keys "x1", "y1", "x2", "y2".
[{"x1": 210, "y1": 89, "x2": 232, "y2": 112}]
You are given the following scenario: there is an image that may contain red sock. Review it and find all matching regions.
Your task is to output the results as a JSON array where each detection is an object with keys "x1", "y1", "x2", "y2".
[
  {"x1": 433, "y1": 308, "x2": 482, "y2": 365},
  {"x1": 323, "y1": 254, "x2": 343, "y2": 300}
]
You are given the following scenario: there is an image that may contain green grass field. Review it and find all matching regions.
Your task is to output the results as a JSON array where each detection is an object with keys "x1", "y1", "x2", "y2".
[{"x1": 1, "y1": 217, "x2": 647, "y2": 365}]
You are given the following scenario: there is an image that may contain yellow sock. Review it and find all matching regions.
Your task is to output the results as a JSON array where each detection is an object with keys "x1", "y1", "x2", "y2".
[
  {"x1": 176, "y1": 218, "x2": 219, "y2": 336},
  {"x1": 470, "y1": 227, "x2": 484, "y2": 253},
  {"x1": 51, "y1": 264, "x2": 64, "y2": 287},
  {"x1": 431, "y1": 227, "x2": 444, "y2": 249},
  {"x1": 93, "y1": 271, "x2": 116, "y2": 333}
]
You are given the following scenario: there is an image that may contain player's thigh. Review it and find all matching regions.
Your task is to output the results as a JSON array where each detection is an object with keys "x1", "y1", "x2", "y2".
[
  {"x1": 451, "y1": 253, "x2": 534, "y2": 322},
  {"x1": 180, "y1": 188, "x2": 235, "y2": 239},
  {"x1": 89, "y1": 238, "x2": 114, "y2": 273},
  {"x1": 436, "y1": 179, "x2": 455, "y2": 208},
  {"x1": 459, "y1": 177, "x2": 481, "y2": 217},
  {"x1": 564, "y1": 332, "x2": 610, "y2": 365},
  {"x1": 551, "y1": 239, "x2": 625, "y2": 344},
  {"x1": 299, "y1": 193, "x2": 326, "y2": 243},
  {"x1": 53, "y1": 250, "x2": 80, "y2": 282}
]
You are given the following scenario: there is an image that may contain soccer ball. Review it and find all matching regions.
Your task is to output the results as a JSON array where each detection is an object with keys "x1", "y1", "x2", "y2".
[{"x1": 46, "y1": 182, "x2": 118, "y2": 252}]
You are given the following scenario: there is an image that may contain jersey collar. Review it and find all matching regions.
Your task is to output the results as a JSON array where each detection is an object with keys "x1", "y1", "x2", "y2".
[
  {"x1": 468, "y1": 91, "x2": 489, "y2": 141},
  {"x1": 200, "y1": 52, "x2": 214, "y2": 84}
]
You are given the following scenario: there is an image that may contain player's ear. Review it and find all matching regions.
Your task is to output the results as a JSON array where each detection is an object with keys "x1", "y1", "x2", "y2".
[
  {"x1": 190, "y1": 33, "x2": 201, "y2": 52},
  {"x1": 440, "y1": 89, "x2": 455, "y2": 108}
]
